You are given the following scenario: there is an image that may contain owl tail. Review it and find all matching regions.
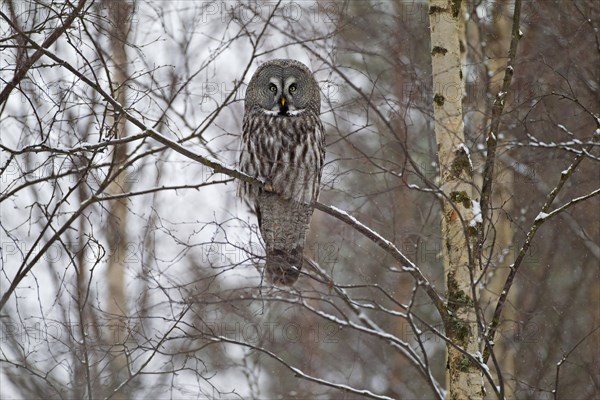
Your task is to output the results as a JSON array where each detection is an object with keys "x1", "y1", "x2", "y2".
[{"x1": 257, "y1": 193, "x2": 314, "y2": 286}]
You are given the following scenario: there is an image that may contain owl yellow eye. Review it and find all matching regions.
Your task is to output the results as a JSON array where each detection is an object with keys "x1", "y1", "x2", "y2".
[
  {"x1": 289, "y1": 84, "x2": 297, "y2": 93},
  {"x1": 269, "y1": 83, "x2": 277, "y2": 92}
]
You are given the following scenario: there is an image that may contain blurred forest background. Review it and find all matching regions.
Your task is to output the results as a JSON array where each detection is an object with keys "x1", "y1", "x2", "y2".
[{"x1": 1, "y1": 1, "x2": 598, "y2": 399}]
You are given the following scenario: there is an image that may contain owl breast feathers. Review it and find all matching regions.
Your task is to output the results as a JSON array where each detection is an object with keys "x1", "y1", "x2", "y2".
[{"x1": 239, "y1": 59, "x2": 326, "y2": 285}]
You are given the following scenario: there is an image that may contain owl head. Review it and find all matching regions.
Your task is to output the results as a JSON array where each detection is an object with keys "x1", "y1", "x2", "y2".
[{"x1": 245, "y1": 59, "x2": 321, "y2": 117}]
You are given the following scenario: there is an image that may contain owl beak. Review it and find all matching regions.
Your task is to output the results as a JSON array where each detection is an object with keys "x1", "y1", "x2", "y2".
[{"x1": 278, "y1": 96, "x2": 289, "y2": 116}]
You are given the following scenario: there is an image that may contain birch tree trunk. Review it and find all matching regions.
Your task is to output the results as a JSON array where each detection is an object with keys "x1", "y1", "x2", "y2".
[
  {"x1": 104, "y1": 1, "x2": 132, "y2": 397},
  {"x1": 429, "y1": 1, "x2": 484, "y2": 398},
  {"x1": 466, "y1": 2, "x2": 518, "y2": 396}
]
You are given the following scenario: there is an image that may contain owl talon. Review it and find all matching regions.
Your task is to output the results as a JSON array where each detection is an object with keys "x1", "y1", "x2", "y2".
[{"x1": 264, "y1": 183, "x2": 274, "y2": 192}]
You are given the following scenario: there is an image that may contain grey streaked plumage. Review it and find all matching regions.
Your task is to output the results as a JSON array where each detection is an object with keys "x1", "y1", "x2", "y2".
[{"x1": 239, "y1": 59, "x2": 326, "y2": 285}]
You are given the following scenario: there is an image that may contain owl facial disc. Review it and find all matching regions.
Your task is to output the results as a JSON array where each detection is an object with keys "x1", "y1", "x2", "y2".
[{"x1": 262, "y1": 75, "x2": 306, "y2": 117}]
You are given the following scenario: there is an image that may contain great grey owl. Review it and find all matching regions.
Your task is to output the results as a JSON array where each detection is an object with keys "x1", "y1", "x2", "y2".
[{"x1": 239, "y1": 59, "x2": 326, "y2": 285}]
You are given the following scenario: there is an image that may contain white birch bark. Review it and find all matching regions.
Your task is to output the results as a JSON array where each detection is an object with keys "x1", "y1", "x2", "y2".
[{"x1": 429, "y1": 1, "x2": 484, "y2": 398}]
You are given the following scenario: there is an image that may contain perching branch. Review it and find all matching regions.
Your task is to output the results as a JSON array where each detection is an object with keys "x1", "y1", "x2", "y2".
[{"x1": 314, "y1": 204, "x2": 445, "y2": 312}]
